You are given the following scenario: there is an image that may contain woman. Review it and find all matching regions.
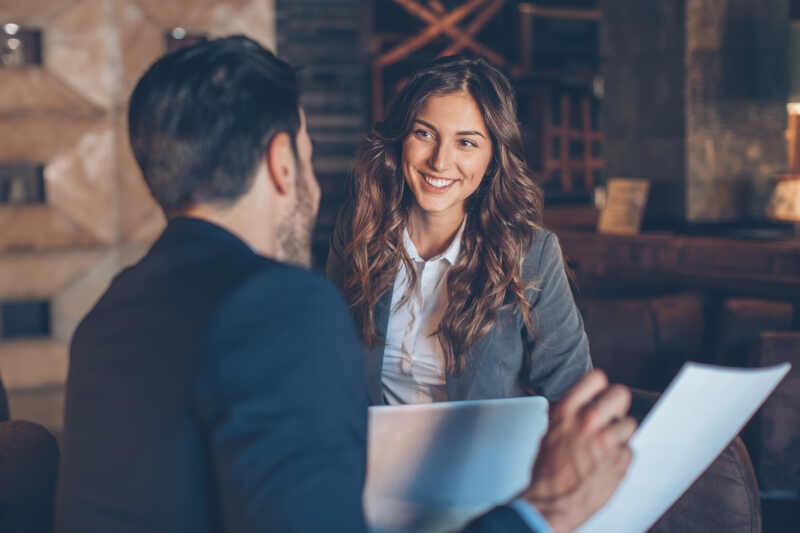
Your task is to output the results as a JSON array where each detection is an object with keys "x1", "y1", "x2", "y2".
[{"x1": 327, "y1": 55, "x2": 591, "y2": 405}]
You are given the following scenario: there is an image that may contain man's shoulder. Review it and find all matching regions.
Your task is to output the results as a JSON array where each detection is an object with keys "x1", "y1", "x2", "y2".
[
  {"x1": 201, "y1": 262, "x2": 364, "y2": 397},
  {"x1": 207, "y1": 261, "x2": 352, "y2": 348},
  {"x1": 221, "y1": 261, "x2": 345, "y2": 312},
  {"x1": 70, "y1": 241, "x2": 271, "y2": 353}
]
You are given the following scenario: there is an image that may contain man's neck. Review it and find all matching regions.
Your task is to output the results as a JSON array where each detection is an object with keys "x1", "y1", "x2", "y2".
[{"x1": 176, "y1": 203, "x2": 279, "y2": 259}]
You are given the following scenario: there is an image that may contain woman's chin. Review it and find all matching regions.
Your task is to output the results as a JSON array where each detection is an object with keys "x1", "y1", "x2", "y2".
[{"x1": 411, "y1": 198, "x2": 464, "y2": 219}]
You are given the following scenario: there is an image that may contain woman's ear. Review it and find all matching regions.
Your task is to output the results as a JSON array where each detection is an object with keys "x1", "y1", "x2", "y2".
[{"x1": 265, "y1": 132, "x2": 295, "y2": 196}]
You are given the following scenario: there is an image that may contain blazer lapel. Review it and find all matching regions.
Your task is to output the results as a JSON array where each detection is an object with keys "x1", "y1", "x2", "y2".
[
  {"x1": 446, "y1": 323, "x2": 495, "y2": 401},
  {"x1": 365, "y1": 290, "x2": 392, "y2": 405}
]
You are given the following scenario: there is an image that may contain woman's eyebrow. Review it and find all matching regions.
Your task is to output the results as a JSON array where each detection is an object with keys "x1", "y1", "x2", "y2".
[
  {"x1": 414, "y1": 118, "x2": 438, "y2": 131},
  {"x1": 456, "y1": 130, "x2": 486, "y2": 138},
  {"x1": 414, "y1": 118, "x2": 486, "y2": 138}
]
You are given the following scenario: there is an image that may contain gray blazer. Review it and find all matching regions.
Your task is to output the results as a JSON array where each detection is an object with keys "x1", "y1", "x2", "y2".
[{"x1": 327, "y1": 229, "x2": 592, "y2": 405}]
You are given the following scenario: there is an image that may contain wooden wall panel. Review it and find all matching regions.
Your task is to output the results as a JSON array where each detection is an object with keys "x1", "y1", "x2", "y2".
[
  {"x1": 0, "y1": 250, "x2": 104, "y2": 300},
  {"x1": 0, "y1": 2, "x2": 73, "y2": 27},
  {"x1": 0, "y1": 340, "x2": 68, "y2": 390},
  {"x1": 47, "y1": 124, "x2": 118, "y2": 244},
  {"x1": 0, "y1": 70, "x2": 102, "y2": 115},
  {"x1": 0, "y1": 0, "x2": 277, "y2": 432},
  {"x1": 275, "y1": 0, "x2": 368, "y2": 267},
  {"x1": 46, "y1": 0, "x2": 118, "y2": 110},
  {"x1": 116, "y1": 117, "x2": 165, "y2": 243},
  {"x1": 135, "y1": 0, "x2": 276, "y2": 50},
  {"x1": 116, "y1": 0, "x2": 166, "y2": 103},
  {"x1": 0, "y1": 250, "x2": 112, "y2": 389}
]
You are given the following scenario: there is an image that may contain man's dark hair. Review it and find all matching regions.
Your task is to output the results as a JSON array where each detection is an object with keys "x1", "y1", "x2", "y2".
[{"x1": 128, "y1": 35, "x2": 300, "y2": 215}]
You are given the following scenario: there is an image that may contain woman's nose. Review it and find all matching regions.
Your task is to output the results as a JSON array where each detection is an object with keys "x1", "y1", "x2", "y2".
[{"x1": 427, "y1": 142, "x2": 452, "y2": 172}]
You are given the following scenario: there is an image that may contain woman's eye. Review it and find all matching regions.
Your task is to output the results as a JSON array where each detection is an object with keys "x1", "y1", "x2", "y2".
[
  {"x1": 414, "y1": 129, "x2": 432, "y2": 139},
  {"x1": 460, "y1": 138, "x2": 478, "y2": 148}
]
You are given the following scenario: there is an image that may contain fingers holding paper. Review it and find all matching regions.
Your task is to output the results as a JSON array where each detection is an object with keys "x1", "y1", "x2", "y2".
[{"x1": 521, "y1": 370, "x2": 636, "y2": 533}]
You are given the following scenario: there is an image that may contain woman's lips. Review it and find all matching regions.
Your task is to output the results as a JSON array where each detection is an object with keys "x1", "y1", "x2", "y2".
[{"x1": 421, "y1": 173, "x2": 458, "y2": 191}]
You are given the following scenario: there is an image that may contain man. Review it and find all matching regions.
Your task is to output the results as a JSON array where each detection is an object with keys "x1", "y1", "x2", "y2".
[{"x1": 57, "y1": 36, "x2": 635, "y2": 532}]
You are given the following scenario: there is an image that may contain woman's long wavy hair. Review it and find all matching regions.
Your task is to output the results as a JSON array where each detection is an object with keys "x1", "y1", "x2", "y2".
[{"x1": 331, "y1": 55, "x2": 544, "y2": 373}]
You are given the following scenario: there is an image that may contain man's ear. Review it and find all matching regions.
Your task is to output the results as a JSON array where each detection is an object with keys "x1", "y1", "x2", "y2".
[{"x1": 265, "y1": 132, "x2": 295, "y2": 196}]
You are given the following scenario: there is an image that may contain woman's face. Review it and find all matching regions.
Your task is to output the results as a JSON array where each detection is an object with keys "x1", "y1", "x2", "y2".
[{"x1": 401, "y1": 91, "x2": 493, "y2": 221}]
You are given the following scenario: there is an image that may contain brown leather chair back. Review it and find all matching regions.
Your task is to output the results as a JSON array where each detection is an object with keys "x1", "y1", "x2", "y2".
[
  {"x1": 630, "y1": 390, "x2": 762, "y2": 533},
  {"x1": 0, "y1": 420, "x2": 59, "y2": 533}
]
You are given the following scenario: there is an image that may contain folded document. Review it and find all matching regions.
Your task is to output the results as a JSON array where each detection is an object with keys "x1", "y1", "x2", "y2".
[{"x1": 364, "y1": 363, "x2": 790, "y2": 533}]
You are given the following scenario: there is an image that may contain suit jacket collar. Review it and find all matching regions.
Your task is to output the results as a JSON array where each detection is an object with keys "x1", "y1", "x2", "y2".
[
  {"x1": 147, "y1": 216, "x2": 257, "y2": 263},
  {"x1": 157, "y1": 216, "x2": 252, "y2": 251}
]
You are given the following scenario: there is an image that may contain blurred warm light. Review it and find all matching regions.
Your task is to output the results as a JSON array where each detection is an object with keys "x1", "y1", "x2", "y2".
[
  {"x1": 7, "y1": 38, "x2": 20, "y2": 51},
  {"x1": 767, "y1": 179, "x2": 800, "y2": 223},
  {"x1": 3, "y1": 23, "x2": 19, "y2": 36},
  {"x1": 786, "y1": 103, "x2": 800, "y2": 172}
]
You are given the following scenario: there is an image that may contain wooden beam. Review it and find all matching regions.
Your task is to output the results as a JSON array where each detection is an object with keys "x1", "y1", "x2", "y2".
[
  {"x1": 376, "y1": 0, "x2": 487, "y2": 67},
  {"x1": 582, "y1": 98, "x2": 595, "y2": 190},
  {"x1": 375, "y1": 0, "x2": 507, "y2": 67},
  {"x1": 441, "y1": 0, "x2": 507, "y2": 57},
  {"x1": 518, "y1": 4, "x2": 601, "y2": 21},
  {"x1": 560, "y1": 94, "x2": 571, "y2": 191}
]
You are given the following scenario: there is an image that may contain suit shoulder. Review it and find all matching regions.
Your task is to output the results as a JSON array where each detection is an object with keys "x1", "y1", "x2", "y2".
[
  {"x1": 212, "y1": 262, "x2": 350, "y2": 333},
  {"x1": 204, "y1": 263, "x2": 363, "y2": 384},
  {"x1": 522, "y1": 228, "x2": 561, "y2": 278},
  {"x1": 527, "y1": 227, "x2": 558, "y2": 256},
  {"x1": 233, "y1": 262, "x2": 343, "y2": 305}
]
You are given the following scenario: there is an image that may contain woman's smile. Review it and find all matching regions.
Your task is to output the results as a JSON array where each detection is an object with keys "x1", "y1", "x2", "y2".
[{"x1": 421, "y1": 173, "x2": 460, "y2": 191}]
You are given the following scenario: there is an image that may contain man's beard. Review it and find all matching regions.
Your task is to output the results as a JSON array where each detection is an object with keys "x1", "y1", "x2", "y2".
[{"x1": 277, "y1": 166, "x2": 317, "y2": 267}]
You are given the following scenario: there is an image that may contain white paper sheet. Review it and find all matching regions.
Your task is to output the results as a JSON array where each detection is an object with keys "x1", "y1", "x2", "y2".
[
  {"x1": 364, "y1": 396, "x2": 549, "y2": 533},
  {"x1": 578, "y1": 362, "x2": 791, "y2": 533},
  {"x1": 364, "y1": 363, "x2": 789, "y2": 533}
]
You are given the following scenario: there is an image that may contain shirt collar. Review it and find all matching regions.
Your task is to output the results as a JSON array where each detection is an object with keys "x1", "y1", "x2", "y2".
[{"x1": 402, "y1": 216, "x2": 467, "y2": 265}]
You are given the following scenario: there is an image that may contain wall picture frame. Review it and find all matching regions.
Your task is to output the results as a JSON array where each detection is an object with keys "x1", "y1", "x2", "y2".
[{"x1": 597, "y1": 178, "x2": 650, "y2": 235}]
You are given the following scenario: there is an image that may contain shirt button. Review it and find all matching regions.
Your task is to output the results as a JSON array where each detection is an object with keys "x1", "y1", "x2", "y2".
[{"x1": 400, "y1": 356, "x2": 412, "y2": 375}]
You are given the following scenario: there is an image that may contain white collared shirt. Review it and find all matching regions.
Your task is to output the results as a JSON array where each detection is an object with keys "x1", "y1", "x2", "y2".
[{"x1": 381, "y1": 218, "x2": 467, "y2": 405}]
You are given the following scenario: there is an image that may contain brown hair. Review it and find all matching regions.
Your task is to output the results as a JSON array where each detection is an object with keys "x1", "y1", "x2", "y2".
[{"x1": 331, "y1": 55, "x2": 543, "y2": 372}]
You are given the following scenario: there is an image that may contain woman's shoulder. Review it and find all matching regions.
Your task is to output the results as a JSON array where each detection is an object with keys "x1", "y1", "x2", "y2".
[{"x1": 522, "y1": 227, "x2": 562, "y2": 278}]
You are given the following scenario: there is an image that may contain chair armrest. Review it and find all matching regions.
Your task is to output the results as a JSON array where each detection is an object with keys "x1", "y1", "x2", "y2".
[{"x1": 0, "y1": 373, "x2": 9, "y2": 422}]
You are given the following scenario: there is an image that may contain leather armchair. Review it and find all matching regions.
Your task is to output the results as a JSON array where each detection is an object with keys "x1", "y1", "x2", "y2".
[{"x1": 0, "y1": 375, "x2": 60, "y2": 533}]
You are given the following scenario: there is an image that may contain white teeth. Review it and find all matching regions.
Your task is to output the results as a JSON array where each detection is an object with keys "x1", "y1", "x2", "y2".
[{"x1": 423, "y1": 175, "x2": 454, "y2": 188}]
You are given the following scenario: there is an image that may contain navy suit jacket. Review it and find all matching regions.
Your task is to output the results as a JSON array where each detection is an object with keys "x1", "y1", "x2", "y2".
[{"x1": 56, "y1": 217, "x2": 533, "y2": 532}]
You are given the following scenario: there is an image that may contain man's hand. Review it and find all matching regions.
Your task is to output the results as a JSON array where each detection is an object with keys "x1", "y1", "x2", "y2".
[{"x1": 521, "y1": 371, "x2": 637, "y2": 533}]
